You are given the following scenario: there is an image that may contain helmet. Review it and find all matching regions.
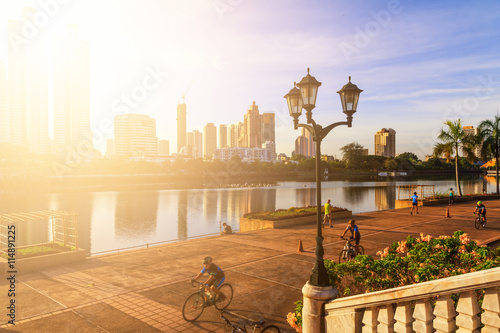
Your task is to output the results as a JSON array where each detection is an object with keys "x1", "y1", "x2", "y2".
[
  {"x1": 202, "y1": 256, "x2": 212, "y2": 265},
  {"x1": 477, "y1": 201, "x2": 482, "y2": 205}
]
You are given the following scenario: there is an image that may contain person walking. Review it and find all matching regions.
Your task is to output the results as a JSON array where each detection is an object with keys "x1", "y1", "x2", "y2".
[
  {"x1": 410, "y1": 192, "x2": 418, "y2": 215},
  {"x1": 449, "y1": 188, "x2": 454, "y2": 206},
  {"x1": 323, "y1": 199, "x2": 333, "y2": 228}
]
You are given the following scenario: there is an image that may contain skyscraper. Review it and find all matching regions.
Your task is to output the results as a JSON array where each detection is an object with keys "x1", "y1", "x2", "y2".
[
  {"x1": 54, "y1": 24, "x2": 90, "y2": 154},
  {"x1": 219, "y1": 124, "x2": 228, "y2": 149},
  {"x1": 158, "y1": 140, "x2": 169, "y2": 155},
  {"x1": 374, "y1": 128, "x2": 396, "y2": 158},
  {"x1": 203, "y1": 123, "x2": 217, "y2": 158},
  {"x1": 177, "y1": 102, "x2": 187, "y2": 153},
  {"x1": 114, "y1": 114, "x2": 158, "y2": 157},
  {"x1": 8, "y1": 8, "x2": 49, "y2": 154},
  {"x1": 261, "y1": 112, "x2": 275, "y2": 144},
  {"x1": 244, "y1": 101, "x2": 262, "y2": 148}
]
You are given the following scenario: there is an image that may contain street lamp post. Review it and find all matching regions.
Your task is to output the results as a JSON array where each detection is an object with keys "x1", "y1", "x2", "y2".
[{"x1": 284, "y1": 68, "x2": 362, "y2": 287}]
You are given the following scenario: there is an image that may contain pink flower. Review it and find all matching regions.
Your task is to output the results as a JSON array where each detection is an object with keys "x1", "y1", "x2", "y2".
[
  {"x1": 397, "y1": 240, "x2": 407, "y2": 254},
  {"x1": 459, "y1": 233, "x2": 471, "y2": 245},
  {"x1": 435, "y1": 244, "x2": 443, "y2": 250},
  {"x1": 287, "y1": 312, "x2": 302, "y2": 333}
]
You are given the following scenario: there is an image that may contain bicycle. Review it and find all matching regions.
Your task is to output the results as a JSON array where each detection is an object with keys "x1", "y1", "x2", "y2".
[
  {"x1": 474, "y1": 212, "x2": 487, "y2": 229},
  {"x1": 338, "y1": 237, "x2": 364, "y2": 263},
  {"x1": 220, "y1": 310, "x2": 281, "y2": 333},
  {"x1": 182, "y1": 280, "x2": 233, "y2": 322}
]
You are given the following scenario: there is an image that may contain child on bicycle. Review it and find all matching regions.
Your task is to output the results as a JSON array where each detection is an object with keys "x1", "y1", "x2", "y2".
[
  {"x1": 474, "y1": 201, "x2": 487, "y2": 226},
  {"x1": 340, "y1": 219, "x2": 361, "y2": 253},
  {"x1": 191, "y1": 256, "x2": 226, "y2": 301}
]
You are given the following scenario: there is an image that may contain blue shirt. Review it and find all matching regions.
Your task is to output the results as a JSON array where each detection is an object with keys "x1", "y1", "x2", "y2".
[{"x1": 412, "y1": 194, "x2": 418, "y2": 203}]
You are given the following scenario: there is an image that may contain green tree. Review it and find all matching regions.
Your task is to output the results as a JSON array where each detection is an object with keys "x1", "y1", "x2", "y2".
[
  {"x1": 396, "y1": 152, "x2": 419, "y2": 162},
  {"x1": 433, "y1": 119, "x2": 476, "y2": 196},
  {"x1": 479, "y1": 115, "x2": 500, "y2": 194},
  {"x1": 340, "y1": 142, "x2": 365, "y2": 169}
]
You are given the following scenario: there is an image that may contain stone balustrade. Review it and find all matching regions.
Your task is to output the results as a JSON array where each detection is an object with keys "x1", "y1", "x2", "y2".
[{"x1": 324, "y1": 266, "x2": 500, "y2": 332}]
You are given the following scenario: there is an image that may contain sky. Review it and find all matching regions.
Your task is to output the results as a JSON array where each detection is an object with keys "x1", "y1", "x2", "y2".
[{"x1": 1, "y1": 0, "x2": 500, "y2": 160}]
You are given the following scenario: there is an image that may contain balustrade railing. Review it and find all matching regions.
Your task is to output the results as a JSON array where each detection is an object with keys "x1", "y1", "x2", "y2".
[{"x1": 324, "y1": 266, "x2": 500, "y2": 332}]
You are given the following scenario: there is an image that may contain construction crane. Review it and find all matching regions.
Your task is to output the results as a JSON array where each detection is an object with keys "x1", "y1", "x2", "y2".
[{"x1": 180, "y1": 80, "x2": 193, "y2": 104}]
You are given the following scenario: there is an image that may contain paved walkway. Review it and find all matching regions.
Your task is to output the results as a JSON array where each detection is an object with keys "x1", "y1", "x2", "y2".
[{"x1": 1, "y1": 198, "x2": 500, "y2": 332}]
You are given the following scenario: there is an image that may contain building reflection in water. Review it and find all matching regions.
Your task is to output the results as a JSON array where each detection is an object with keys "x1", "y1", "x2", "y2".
[
  {"x1": 374, "y1": 185, "x2": 396, "y2": 211},
  {"x1": 115, "y1": 191, "x2": 158, "y2": 239},
  {"x1": 295, "y1": 187, "x2": 316, "y2": 207},
  {"x1": 342, "y1": 186, "x2": 370, "y2": 206},
  {"x1": 177, "y1": 190, "x2": 188, "y2": 240}
]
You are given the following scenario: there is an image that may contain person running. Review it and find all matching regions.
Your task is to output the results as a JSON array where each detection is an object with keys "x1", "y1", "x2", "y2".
[
  {"x1": 340, "y1": 219, "x2": 361, "y2": 254},
  {"x1": 323, "y1": 199, "x2": 333, "y2": 228},
  {"x1": 410, "y1": 192, "x2": 418, "y2": 215},
  {"x1": 191, "y1": 256, "x2": 225, "y2": 301},
  {"x1": 449, "y1": 188, "x2": 454, "y2": 206},
  {"x1": 474, "y1": 201, "x2": 487, "y2": 226}
]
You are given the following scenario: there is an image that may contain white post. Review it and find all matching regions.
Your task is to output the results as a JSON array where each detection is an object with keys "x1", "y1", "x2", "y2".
[{"x1": 302, "y1": 281, "x2": 338, "y2": 333}]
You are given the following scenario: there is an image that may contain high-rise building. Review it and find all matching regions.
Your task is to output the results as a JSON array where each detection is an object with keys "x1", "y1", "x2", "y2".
[
  {"x1": 114, "y1": 114, "x2": 158, "y2": 157},
  {"x1": 54, "y1": 24, "x2": 90, "y2": 154},
  {"x1": 203, "y1": 123, "x2": 217, "y2": 158},
  {"x1": 192, "y1": 130, "x2": 203, "y2": 158},
  {"x1": 244, "y1": 101, "x2": 262, "y2": 148},
  {"x1": 374, "y1": 128, "x2": 396, "y2": 158},
  {"x1": 262, "y1": 141, "x2": 277, "y2": 161},
  {"x1": 228, "y1": 122, "x2": 244, "y2": 148},
  {"x1": 177, "y1": 102, "x2": 187, "y2": 153},
  {"x1": 463, "y1": 126, "x2": 481, "y2": 157},
  {"x1": 0, "y1": 61, "x2": 7, "y2": 142},
  {"x1": 295, "y1": 134, "x2": 308, "y2": 156},
  {"x1": 219, "y1": 124, "x2": 228, "y2": 149},
  {"x1": 159, "y1": 140, "x2": 169, "y2": 155},
  {"x1": 261, "y1": 112, "x2": 275, "y2": 144}
]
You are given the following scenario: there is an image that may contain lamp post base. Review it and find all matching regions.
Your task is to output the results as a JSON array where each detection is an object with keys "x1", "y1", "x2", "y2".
[{"x1": 302, "y1": 281, "x2": 338, "y2": 333}]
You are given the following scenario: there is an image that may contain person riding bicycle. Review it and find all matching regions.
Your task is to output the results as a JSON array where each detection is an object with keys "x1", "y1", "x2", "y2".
[
  {"x1": 474, "y1": 201, "x2": 487, "y2": 225},
  {"x1": 340, "y1": 219, "x2": 361, "y2": 253},
  {"x1": 191, "y1": 256, "x2": 226, "y2": 301}
]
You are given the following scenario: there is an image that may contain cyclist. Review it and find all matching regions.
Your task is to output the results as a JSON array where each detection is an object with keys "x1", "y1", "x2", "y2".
[
  {"x1": 191, "y1": 256, "x2": 226, "y2": 301},
  {"x1": 340, "y1": 219, "x2": 361, "y2": 253},
  {"x1": 474, "y1": 201, "x2": 487, "y2": 226}
]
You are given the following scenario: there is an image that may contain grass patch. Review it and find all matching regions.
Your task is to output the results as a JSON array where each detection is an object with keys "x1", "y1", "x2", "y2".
[
  {"x1": 243, "y1": 206, "x2": 347, "y2": 221},
  {"x1": 0, "y1": 242, "x2": 76, "y2": 259}
]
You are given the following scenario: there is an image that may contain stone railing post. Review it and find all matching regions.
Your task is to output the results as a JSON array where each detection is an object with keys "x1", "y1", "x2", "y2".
[{"x1": 302, "y1": 281, "x2": 338, "y2": 333}]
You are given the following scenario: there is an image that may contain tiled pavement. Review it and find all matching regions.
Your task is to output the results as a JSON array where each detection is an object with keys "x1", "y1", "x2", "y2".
[{"x1": 1, "y1": 198, "x2": 500, "y2": 332}]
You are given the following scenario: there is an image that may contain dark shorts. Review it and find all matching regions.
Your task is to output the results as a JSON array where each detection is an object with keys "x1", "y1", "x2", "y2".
[
  {"x1": 479, "y1": 210, "x2": 486, "y2": 217},
  {"x1": 208, "y1": 276, "x2": 225, "y2": 288},
  {"x1": 353, "y1": 233, "x2": 361, "y2": 245},
  {"x1": 412, "y1": 202, "x2": 418, "y2": 206}
]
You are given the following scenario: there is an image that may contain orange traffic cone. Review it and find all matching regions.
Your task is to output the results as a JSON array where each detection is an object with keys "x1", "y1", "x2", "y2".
[
  {"x1": 446, "y1": 207, "x2": 450, "y2": 218},
  {"x1": 297, "y1": 240, "x2": 304, "y2": 253}
]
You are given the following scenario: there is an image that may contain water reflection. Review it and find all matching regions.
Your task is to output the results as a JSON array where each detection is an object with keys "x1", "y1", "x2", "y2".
[{"x1": 1, "y1": 177, "x2": 496, "y2": 254}]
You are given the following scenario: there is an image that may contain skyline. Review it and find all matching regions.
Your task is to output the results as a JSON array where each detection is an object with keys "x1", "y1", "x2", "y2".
[{"x1": 0, "y1": 1, "x2": 499, "y2": 160}]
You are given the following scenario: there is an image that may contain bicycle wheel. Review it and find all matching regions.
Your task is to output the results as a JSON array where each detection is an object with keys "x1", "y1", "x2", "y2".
[
  {"x1": 338, "y1": 250, "x2": 349, "y2": 263},
  {"x1": 182, "y1": 292, "x2": 205, "y2": 322},
  {"x1": 356, "y1": 245, "x2": 364, "y2": 255},
  {"x1": 261, "y1": 324, "x2": 281, "y2": 332},
  {"x1": 475, "y1": 217, "x2": 481, "y2": 229},
  {"x1": 214, "y1": 283, "x2": 233, "y2": 310}
]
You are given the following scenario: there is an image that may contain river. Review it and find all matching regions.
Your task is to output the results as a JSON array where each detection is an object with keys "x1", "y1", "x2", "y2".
[{"x1": 1, "y1": 175, "x2": 494, "y2": 255}]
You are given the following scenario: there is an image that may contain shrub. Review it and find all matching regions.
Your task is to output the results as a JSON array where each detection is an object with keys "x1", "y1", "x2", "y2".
[
  {"x1": 243, "y1": 206, "x2": 347, "y2": 221},
  {"x1": 287, "y1": 230, "x2": 500, "y2": 332}
]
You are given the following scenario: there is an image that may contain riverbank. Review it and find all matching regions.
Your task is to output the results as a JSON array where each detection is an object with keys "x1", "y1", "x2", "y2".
[{"x1": 2, "y1": 197, "x2": 499, "y2": 332}]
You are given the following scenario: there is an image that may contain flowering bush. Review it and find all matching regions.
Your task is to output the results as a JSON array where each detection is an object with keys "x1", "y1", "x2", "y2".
[
  {"x1": 243, "y1": 206, "x2": 347, "y2": 221},
  {"x1": 286, "y1": 300, "x2": 302, "y2": 332},
  {"x1": 288, "y1": 230, "x2": 500, "y2": 332}
]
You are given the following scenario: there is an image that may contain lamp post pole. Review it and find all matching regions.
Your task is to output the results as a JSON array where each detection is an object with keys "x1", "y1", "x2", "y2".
[{"x1": 284, "y1": 69, "x2": 362, "y2": 332}]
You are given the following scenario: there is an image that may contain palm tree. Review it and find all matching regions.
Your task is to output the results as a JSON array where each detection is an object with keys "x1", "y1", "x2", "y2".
[
  {"x1": 433, "y1": 119, "x2": 477, "y2": 196},
  {"x1": 478, "y1": 115, "x2": 500, "y2": 194}
]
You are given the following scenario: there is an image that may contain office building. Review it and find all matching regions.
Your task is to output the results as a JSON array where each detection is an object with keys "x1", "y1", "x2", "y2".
[
  {"x1": 244, "y1": 101, "x2": 262, "y2": 148},
  {"x1": 54, "y1": 24, "x2": 90, "y2": 153},
  {"x1": 463, "y1": 126, "x2": 481, "y2": 157},
  {"x1": 228, "y1": 122, "x2": 244, "y2": 148},
  {"x1": 261, "y1": 113, "x2": 275, "y2": 144},
  {"x1": 159, "y1": 140, "x2": 169, "y2": 155},
  {"x1": 177, "y1": 102, "x2": 186, "y2": 153},
  {"x1": 374, "y1": 128, "x2": 396, "y2": 158},
  {"x1": 203, "y1": 123, "x2": 217, "y2": 158},
  {"x1": 219, "y1": 124, "x2": 228, "y2": 149},
  {"x1": 114, "y1": 114, "x2": 158, "y2": 157},
  {"x1": 262, "y1": 141, "x2": 277, "y2": 161},
  {"x1": 295, "y1": 134, "x2": 308, "y2": 156}
]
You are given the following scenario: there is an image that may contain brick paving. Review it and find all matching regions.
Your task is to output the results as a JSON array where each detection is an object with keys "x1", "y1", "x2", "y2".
[{"x1": 1, "y1": 198, "x2": 500, "y2": 332}]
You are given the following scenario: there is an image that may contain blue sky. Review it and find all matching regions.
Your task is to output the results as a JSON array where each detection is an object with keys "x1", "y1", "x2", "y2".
[{"x1": 1, "y1": 0, "x2": 500, "y2": 159}]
